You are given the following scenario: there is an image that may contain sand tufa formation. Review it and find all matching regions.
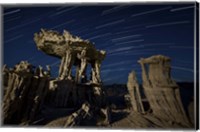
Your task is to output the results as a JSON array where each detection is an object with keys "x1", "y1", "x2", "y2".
[
  {"x1": 3, "y1": 29, "x2": 110, "y2": 126},
  {"x1": 2, "y1": 29, "x2": 194, "y2": 128}
]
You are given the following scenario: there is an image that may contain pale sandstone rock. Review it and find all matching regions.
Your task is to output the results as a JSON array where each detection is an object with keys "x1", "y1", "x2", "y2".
[
  {"x1": 4, "y1": 29, "x2": 110, "y2": 126},
  {"x1": 34, "y1": 29, "x2": 106, "y2": 84},
  {"x1": 127, "y1": 71, "x2": 144, "y2": 113},
  {"x1": 34, "y1": 29, "x2": 110, "y2": 125},
  {"x1": 138, "y1": 55, "x2": 191, "y2": 127}
]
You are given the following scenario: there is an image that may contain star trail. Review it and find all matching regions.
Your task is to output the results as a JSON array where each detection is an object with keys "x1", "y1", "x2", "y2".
[{"x1": 3, "y1": 3, "x2": 197, "y2": 84}]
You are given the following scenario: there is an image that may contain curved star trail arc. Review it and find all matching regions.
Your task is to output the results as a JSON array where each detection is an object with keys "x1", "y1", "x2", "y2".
[{"x1": 3, "y1": 3, "x2": 196, "y2": 84}]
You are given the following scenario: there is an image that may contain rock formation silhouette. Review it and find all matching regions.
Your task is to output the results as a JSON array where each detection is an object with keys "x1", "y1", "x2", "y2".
[
  {"x1": 3, "y1": 29, "x2": 110, "y2": 126},
  {"x1": 111, "y1": 55, "x2": 193, "y2": 128},
  {"x1": 34, "y1": 29, "x2": 109, "y2": 126},
  {"x1": 3, "y1": 61, "x2": 50, "y2": 124},
  {"x1": 138, "y1": 55, "x2": 191, "y2": 127},
  {"x1": 34, "y1": 29, "x2": 106, "y2": 83}
]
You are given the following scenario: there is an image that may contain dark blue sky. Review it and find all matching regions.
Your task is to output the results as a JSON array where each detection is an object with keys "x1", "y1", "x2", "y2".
[{"x1": 3, "y1": 3, "x2": 197, "y2": 84}]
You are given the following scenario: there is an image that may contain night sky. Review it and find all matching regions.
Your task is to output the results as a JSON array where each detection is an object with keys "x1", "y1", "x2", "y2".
[{"x1": 3, "y1": 3, "x2": 197, "y2": 84}]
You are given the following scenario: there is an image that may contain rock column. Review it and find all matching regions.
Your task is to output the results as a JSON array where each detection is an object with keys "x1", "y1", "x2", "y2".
[
  {"x1": 138, "y1": 55, "x2": 191, "y2": 127},
  {"x1": 127, "y1": 71, "x2": 144, "y2": 113}
]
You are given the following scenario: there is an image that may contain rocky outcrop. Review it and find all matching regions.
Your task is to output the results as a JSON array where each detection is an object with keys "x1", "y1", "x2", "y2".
[
  {"x1": 3, "y1": 61, "x2": 96, "y2": 125},
  {"x1": 111, "y1": 55, "x2": 193, "y2": 128},
  {"x1": 138, "y1": 55, "x2": 191, "y2": 127},
  {"x1": 3, "y1": 61, "x2": 50, "y2": 124},
  {"x1": 127, "y1": 71, "x2": 144, "y2": 113},
  {"x1": 34, "y1": 29, "x2": 106, "y2": 83},
  {"x1": 34, "y1": 29, "x2": 110, "y2": 126}
]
